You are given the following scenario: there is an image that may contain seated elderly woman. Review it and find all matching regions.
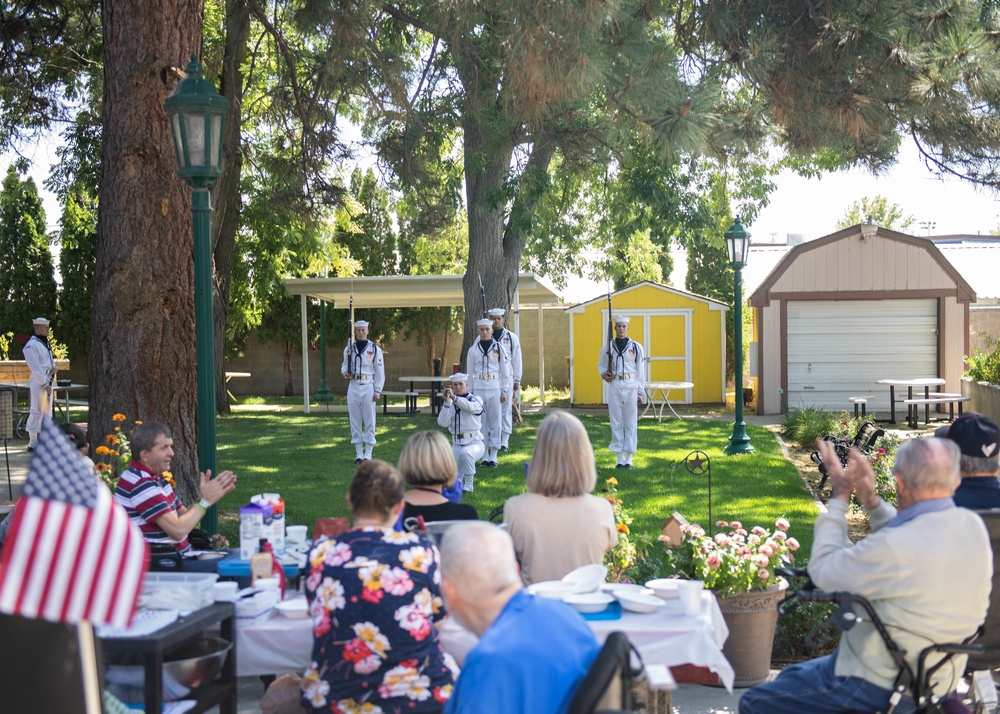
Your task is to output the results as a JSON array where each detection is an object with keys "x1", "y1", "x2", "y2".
[
  {"x1": 503, "y1": 410, "x2": 617, "y2": 584},
  {"x1": 399, "y1": 431, "x2": 478, "y2": 524},
  {"x1": 301, "y1": 460, "x2": 456, "y2": 713}
]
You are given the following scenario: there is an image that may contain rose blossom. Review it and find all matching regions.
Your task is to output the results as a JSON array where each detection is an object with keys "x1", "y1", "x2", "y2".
[
  {"x1": 730, "y1": 521, "x2": 742, "y2": 529},
  {"x1": 787, "y1": 538, "x2": 800, "y2": 551},
  {"x1": 706, "y1": 554, "x2": 722, "y2": 570},
  {"x1": 758, "y1": 568, "x2": 770, "y2": 581},
  {"x1": 775, "y1": 518, "x2": 790, "y2": 532},
  {"x1": 714, "y1": 533, "x2": 730, "y2": 546},
  {"x1": 751, "y1": 526, "x2": 767, "y2": 536},
  {"x1": 773, "y1": 531, "x2": 787, "y2": 541},
  {"x1": 716, "y1": 520, "x2": 729, "y2": 528}
]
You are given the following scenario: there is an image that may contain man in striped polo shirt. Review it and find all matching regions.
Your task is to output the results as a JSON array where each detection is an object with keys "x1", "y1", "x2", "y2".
[{"x1": 114, "y1": 422, "x2": 237, "y2": 571}]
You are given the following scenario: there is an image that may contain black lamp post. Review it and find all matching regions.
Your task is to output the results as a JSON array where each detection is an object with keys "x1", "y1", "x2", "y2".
[
  {"x1": 724, "y1": 217, "x2": 754, "y2": 455},
  {"x1": 164, "y1": 55, "x2": 228, "y2": 532}
]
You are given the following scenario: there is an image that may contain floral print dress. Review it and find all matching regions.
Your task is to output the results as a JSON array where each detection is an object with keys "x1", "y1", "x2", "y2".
[{"x1": 301, "y1": 527, "x2": 456, "y2": 713}]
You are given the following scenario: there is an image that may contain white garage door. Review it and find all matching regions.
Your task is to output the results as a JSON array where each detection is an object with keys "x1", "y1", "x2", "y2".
[{"x1": 786, "y1": 299, "x2": 937, "y2": 413}]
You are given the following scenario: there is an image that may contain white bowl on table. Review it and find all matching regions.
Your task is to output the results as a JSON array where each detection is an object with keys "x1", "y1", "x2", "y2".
[
  {"x1": 644, "y1": 578, "x2": 681, "y2": 599},
  {"x1": 561, "y1": 564, "x2": 608, "y2": 594},
  {"x1": 275, "y1": 598, "x2": 309, "y2": 619},
  {"x1": 526, "y1": 580, "x2": 577, "y2": 600},
  {"x1": 563, "y1": 592, "x2": 615, "y2": 614},
  {"x1": 601, "y1": 582, "x2": 654, "y2": 597},
  {"x1": 615, "y1": 590, "x2": 667, "y2": 614}
]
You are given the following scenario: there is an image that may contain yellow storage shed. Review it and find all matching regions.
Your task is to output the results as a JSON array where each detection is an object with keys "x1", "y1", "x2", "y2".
[{"x1": 566, "y1": 281, "x2": 728, "y2": 407}]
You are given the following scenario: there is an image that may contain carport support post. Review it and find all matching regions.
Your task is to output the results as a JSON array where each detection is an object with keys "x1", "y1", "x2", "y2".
[{"x1": 724, "y1": 218, "x2": 754, "y2": 455}]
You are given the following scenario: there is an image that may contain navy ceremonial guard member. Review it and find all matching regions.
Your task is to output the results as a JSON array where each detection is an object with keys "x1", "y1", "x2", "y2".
[
  {"x1": 466, "y1": 318, "x2": 510, "y2": 468},
  {"x1": 341, "y1": 320, "x2": 385, "y2": 463},
  {"x1": 437, "y1": 373, "x2": 486, "y2": 492},
  {"x1": 489, "y1": 308, "x2": 522, "y2": 451},
  {"x1": 598, "y1": 316, "x2": 645, "y2": 468},
  {"x1": 23, "y1": 317, "x2": 56, "y2": 452}
]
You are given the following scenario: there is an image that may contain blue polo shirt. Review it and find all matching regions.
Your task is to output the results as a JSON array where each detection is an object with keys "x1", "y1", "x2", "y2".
[{"x1": 446, "y1": 590, "x2": 600, "y2": 714}]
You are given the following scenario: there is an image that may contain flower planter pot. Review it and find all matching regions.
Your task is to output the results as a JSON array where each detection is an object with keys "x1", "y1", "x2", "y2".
[{"x1": 716, "y1": 579, "x2": 789, "y2": 688}]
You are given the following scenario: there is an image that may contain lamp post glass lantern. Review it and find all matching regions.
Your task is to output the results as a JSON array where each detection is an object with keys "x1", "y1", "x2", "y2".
[
  {"x1": 165, "y1": 55, "x2": 228, "y2": 533},
  {"x1": 724, "y1": 217, "x2": 754, "y2": 455}
]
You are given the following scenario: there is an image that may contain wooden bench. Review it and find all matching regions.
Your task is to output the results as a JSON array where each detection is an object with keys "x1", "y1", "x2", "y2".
[
  {"x1": 848, "y1": 396, "x2": 874, "y2": 418},
  {"x1": 0, "y1": 359, "x2": 70, "y2": 384},
  {"x1": 903, "y1": 393, "x2": 970, "y2": 428},
  {"x1": 380, "y1": 390, "x2": 422, "y2": 415}
]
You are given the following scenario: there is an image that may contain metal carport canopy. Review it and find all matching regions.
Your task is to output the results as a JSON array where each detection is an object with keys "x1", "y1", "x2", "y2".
[{"x1": 283, "y1": 272, "x2": 563, "y2": 412}]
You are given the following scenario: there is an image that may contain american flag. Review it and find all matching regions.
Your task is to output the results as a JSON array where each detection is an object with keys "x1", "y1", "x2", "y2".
[{"x1": 0, "y1": 417, "x2": 147, "y2": 627}]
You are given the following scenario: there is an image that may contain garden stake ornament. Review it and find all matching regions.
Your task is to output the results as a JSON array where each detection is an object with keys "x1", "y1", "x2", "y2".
[{"x1": 670, "y1": 450, "x2": 712, "y2": 535}]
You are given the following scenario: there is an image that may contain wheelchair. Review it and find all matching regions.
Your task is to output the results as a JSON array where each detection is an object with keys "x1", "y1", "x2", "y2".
[{"x1": 776, "y1": 568, "x2": 983, "y2": 714}]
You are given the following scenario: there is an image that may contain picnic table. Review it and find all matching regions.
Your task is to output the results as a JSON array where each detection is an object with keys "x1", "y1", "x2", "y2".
[
  {"x1": 397, "y1": 375, "x2": 452, "y2": 416},
  {"x1": 876, "y1": 378, "x2": 946, "y2": 425},
  {"x1": 1, "y1": 381, "x2": 88, "y2": 431},
  {"x1": 642, "y1": 381, "x2": 695, "y2": 421},
  {"x1": 224, "y1": 371, "x2": 251, "y2": 404}
]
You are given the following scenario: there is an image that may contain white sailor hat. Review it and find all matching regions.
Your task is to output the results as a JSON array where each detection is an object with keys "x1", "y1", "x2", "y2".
[
  {"x1": 487, "y1": 308, "x2": 505, "y2": 317},
  {"x1": 449, "y1": 372, "x2": 469, "y2": 383},
  {"x1": 32, "y1": 317, "x2": 50, "y2": 326},
  {"x1": 353, "y1": 320, "x2": 370, "y2": 328},
  {"x1": 613, "y1": 316, "x2": 630, "y2": 325},
  {"x1": 476, "y1": 318, "x2": 493, "y2": 328}
]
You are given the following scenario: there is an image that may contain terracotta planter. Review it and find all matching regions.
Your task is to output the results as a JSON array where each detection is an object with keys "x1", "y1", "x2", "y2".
[{"x1": 716, "y1": 579, "x2": 789, "y2": 687}]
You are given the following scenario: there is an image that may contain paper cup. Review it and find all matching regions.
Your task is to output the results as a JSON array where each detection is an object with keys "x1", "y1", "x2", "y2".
[{"x1": 676, "y1": 580, "x2": 704, "y2": 616}]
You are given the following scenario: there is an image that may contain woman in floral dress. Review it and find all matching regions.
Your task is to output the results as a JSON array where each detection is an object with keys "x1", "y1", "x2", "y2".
[{"x1": 301, "y1": 460, "x2": 456, "y2": 713}]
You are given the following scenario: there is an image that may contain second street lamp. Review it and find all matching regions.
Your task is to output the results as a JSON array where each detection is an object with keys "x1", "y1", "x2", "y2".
[
  {"x1": 165, "y1": 55, "x2": 228, "y2": 533},
  {"x1": 724, "y1": 217, "x2": 755, "y2": 455}
]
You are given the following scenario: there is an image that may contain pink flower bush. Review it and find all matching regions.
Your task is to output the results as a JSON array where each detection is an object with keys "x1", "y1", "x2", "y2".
[{"x1": 663, "y1": 518, "x2": 798, "y2": 598}]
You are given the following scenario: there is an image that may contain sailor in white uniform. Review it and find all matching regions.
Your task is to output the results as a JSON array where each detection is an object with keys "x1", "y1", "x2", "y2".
[
  {"x1": 437, "y1": 372, "x2": 486, "y2": 492},
  {"x1": 341, "y1": 320, "x2": 385, "y2": 463},
  {"x1": 489, "y1": 308, "x2": 522, "y2": 451},
  {"x1": 23, "y1": 316, "x2": 56, "y2": 451},
  {"x1": 598, "y1": 316, "x2": 645, "y2": 468},
  {"x1": 466, "y1": 318, "x2": 510, "y2": 467}
]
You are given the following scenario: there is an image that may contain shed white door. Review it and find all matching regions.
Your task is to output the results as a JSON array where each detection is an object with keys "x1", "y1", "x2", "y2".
[{"x1": 786, "y1": 299, "x2": 937, "y2": 412}]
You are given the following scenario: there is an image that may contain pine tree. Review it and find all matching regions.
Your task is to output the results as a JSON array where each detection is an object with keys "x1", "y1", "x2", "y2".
[{"x1": 0, "y1": 163, "x2": 57, "y2": 345}]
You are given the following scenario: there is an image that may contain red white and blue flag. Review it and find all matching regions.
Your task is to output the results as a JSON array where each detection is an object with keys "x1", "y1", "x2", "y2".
[{"x1": 0, "y1": 417, "x2": 147, "y2": 627}]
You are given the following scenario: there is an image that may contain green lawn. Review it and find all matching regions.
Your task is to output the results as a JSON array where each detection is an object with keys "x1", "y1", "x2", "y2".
[{"x1": 215, "y1": 409, "x2": 818, "y2": 559}]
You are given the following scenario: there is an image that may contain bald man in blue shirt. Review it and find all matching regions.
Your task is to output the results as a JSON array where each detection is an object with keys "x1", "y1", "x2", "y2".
[{"x1": 440, "y1": 522, "x2": 600, "y2": 714}]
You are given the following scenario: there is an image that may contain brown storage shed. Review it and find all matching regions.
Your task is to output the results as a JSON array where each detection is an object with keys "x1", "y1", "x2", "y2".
[{"x1": 748, "y1": 224, "x2": 976, "y2": 415}]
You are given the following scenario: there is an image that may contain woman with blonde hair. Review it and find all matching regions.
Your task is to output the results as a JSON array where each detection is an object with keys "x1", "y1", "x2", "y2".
[
  {"x1": 503, "y1": 410, "x2": 617, "y2": 584},
  {"x1": 399, "y1": 431, "x2": 478, "y2": 523}
]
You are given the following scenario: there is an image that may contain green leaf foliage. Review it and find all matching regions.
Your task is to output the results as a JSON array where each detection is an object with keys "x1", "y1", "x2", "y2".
[{"x1": 0, "y1": 164, "x2": 57, "y2": 343}]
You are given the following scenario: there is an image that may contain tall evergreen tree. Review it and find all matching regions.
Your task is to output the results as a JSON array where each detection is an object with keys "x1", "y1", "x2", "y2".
[
  {"x1": 57, "y1": 187, "x2": 97, "y2": 360},
  {"x1": 0, "y1": 163, "x2": 57, "y2": 345}
]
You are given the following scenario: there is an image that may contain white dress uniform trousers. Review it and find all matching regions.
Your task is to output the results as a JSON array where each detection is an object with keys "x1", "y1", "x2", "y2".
[
  {"x1": 466, "y1": 339, "x2": 510, "y2": 460},
  {"x1": 496, "y1": 328, "x2": 522, "y2": 448},
  {"x1": 598, "y1": 339, "x2": 645, "y2": 465},
  {"x1": 22, "y1": 335, "x2": 55, "y2": 447},
  {"x1": 437, "y1": 393, "x2": 486, "y2": 491},
  {"x1": 341, "y1": 341, "x2": 385, "y2": 458}
]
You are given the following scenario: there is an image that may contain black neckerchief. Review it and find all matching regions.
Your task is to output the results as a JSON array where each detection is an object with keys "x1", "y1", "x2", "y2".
[
  {"x1": 478, "y1": 339, "x2": 493, "y2": 355},
  {"x1": 614, "y1": 337, "x2": 630, "y2": 353},
  {"x1": 492, "y1": 327, "x2": 504, "y2": 342},
  {"x1": 31, "y1": 334, "x2": 50, "y2": 349},
  {"x1": 355, "y1": 339, "x2": 369, "y2": 354}
]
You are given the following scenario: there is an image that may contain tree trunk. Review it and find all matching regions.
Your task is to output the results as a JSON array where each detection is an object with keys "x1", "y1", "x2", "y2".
[
  {"x1": 459, "y1": 113, "x2": 556, "y2": 365},
  {"x1": 212, "y1": 0, "x2": 249, "y2": 415},
  {"x1": 283, "y1": 341, "x2": 293, "y2": 396},
  {"x1": 94, "y1": 0, "x2": 204, "y2": 504}
]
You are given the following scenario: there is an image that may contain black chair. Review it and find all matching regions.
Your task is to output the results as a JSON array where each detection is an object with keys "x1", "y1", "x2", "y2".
[
  {"x1": 488, "y1": 504, "x2": 504, "y2": 523},
  {"x1": 566, "y1": 631, "x2": 641, "y2": 714},
  {"x1": 811, "y1": 421, "x2": 885, "y2": 491},
  {"x1": 966, "y1": 510, "x2": 1000, "y2": 672}
]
